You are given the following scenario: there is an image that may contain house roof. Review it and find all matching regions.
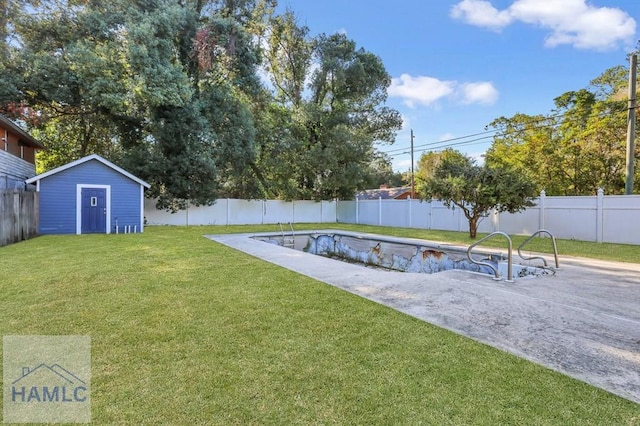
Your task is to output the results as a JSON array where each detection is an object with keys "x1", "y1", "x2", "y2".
[
  {"x1": 357, "y1": 186, "x2": 413, "y2": 200},
  {"x1": 0, "y1": 114, "x2": 45, "y2": 149},
  {"x1": 25, "y1": 154, "x2": 151, "y2": 188}
]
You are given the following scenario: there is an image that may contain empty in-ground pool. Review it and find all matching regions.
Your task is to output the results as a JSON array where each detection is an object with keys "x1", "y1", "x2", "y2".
[{"x1": 253, "y1": 230, "x2": 554, "y2": 281}]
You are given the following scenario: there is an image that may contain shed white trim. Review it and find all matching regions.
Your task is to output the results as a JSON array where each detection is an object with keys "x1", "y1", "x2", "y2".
[
  {"x1": 27, "y1": 154, "x2": 150, "y2": 188},
  {"x1": 76, "y1": 184, "x2": 111, "y2": 235},
  {"x1": 140, "y1": 184, "x2": 145, "y2": 233}
]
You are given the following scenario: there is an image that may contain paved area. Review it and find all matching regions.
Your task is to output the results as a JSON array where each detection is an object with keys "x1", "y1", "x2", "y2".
[{"x1": 207, "y1": 231, "x2": 640, "y2": 404}]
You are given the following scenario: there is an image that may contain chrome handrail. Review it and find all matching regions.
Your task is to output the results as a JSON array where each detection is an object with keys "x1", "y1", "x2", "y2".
[
  {"x1": 278, "y1": 221, "x2": 285, "y2": 239},
  {"x1": 278, "y1": 222, "x2": 295, "y2": 248},
  {"x1": 287, "y1": 222, "x2": 295, "y2": 248},
  {"x1": 517, "y1": 229, "x2": 559, "y2": 269},
  {"x1": 466, "y1": 231, "x2": 513, "y2": 282}
]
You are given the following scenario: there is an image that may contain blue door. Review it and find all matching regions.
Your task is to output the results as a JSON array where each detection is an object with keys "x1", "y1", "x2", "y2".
[{"x1": 81, "y1": 188, "x2": 106, "y2": 233}]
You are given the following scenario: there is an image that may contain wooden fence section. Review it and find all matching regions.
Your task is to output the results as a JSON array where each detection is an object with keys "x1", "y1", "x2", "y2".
[{"x1": 0, "y1": 190, "x2": 38, "y2": 247}]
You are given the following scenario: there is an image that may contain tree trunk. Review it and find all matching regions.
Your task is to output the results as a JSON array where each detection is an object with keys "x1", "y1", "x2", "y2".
[{"x1": 469, "y1": 216, "x2": 479, "y2": 239}]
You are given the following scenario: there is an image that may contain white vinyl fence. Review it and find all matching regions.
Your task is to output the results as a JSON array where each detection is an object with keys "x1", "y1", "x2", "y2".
[
  {"x1": 145, "y1": 190, "x2": 640, "y2": 245},
  {"x1": 337, "y1": 189, "x2": 640, "y2": 245},
  {"x1": 145, "y1": 198, "x2": 337, "y2": 226}
]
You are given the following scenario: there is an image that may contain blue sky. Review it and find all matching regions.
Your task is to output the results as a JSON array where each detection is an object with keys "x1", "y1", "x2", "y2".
[{"x1": 276, "y1": 0, "x2": 639, "y2": 172}]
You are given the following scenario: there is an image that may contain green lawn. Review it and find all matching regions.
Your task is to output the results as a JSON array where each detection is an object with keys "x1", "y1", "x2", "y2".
[
  {"x1": 1, "y1": 225, "x2": 639, "y2": 424},
  {"x1": 302, "y1": 223, "x2": 640, "y2": 264}
]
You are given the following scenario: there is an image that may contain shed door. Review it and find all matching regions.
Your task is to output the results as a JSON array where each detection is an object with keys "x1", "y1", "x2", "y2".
[{"x1": 81, "y1": 188, "x2": 106, "y2": 234}]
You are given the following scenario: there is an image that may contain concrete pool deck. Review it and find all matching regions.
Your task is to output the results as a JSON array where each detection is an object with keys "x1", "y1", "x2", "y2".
[{"x1": 207, "y1": 231, "x2": 640, "y2": 404}]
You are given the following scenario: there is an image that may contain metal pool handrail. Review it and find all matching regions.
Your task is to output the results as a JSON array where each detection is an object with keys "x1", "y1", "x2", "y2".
[
  {"x1": 466, "y1": 231, "x2": 513, "y2": 282},
  {"x1": 277, "y1": 222, "x2": 295, "y2": 248},
  {"x1": 517, "y1": 229, "x2": 560, "y2": 269}
]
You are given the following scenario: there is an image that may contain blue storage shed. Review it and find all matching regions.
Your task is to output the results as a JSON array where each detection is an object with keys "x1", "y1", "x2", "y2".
[{"x1": 25, "y1": 154, "x2": 150, "y2": 235}]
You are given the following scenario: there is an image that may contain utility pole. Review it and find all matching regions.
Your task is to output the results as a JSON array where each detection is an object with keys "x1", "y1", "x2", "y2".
[
  {"x1": 410, "y1": 129, "x2": 415, "y2": 198},
  {"x1": 625, "y1": 53, "x2": 637, "y2": 195}
]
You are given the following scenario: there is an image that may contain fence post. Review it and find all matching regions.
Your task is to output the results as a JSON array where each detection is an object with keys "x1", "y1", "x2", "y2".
[
  {"x1": 407, "y1": 196, "x2": 412, "y2": 228},
  {"x1": 35, "y1": 192, "x2": 39, "y2": 236},
  {"x1": 378, "y1": 196, "x2": 382, "y2": 226},
  {"x1": 355, "y1": 197, "x2": 359, "y2": 224},
  {"x1": 226, "y1": 199, "x2": 230, "y2": 225},
  {"x1": 491, "y1": 208, "x2": 499, "y2": 232},
  {"x1": 539, "y1": 190, "x2": 546, "y2": 230},
  {"x1": 596, "y1": 188, "x2": 604, "y2": 243}
]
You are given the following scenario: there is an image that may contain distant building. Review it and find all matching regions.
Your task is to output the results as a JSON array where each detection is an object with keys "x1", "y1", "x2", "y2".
[
  {"x1": 357, "y1": 185, "x2": 415, "y2": 200},
  {"x1": 0, "y1": 115, "x2": 44, "y2": 190}
]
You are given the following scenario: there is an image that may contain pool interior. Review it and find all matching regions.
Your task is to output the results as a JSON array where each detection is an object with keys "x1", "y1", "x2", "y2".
[{"x1": 253, "y1": 231, "x2": 553, "y2": 281}]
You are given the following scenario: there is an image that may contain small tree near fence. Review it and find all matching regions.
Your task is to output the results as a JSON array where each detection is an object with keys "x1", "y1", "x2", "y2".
[{"x1": 416, "y1": 149, "x2": 537, "y2": 239}]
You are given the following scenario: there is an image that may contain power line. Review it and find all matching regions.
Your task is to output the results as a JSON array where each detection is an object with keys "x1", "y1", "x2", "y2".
[
  {"x1": 381, "y1": 103, "x2": 629, "y2": 159},
  {"x1": 382, "y1": 129, "x2": 497, "y2": 155}
]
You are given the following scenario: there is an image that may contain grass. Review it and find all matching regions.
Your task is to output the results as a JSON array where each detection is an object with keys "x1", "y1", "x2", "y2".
[
  {"x1": 293, "y1": 223, "x2": 640, "y2": 264},
  {"x1": 1, "y1": 224, "x2": 639, "y2": 424}
]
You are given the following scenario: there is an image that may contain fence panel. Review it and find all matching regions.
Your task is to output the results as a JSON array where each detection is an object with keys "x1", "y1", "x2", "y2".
[
  {"x1": 145, "y1": 198, "x2": 337, "y2": 226},
  {"x1": 262, "y1": 200, "x2": 293, "y2": 224},
  {"x1": 430, "y1": 204, "x2": 462, "y2": 232},
  {"x1": 336, "y1": 200, "x2": 356, "y2": 223},
  {"x1": 497, "y1": 208, "x2": 540, "y2": 236},
  {"x1": 143, "y1": 193, "x2": 640, "y2": 245},
  {"x1": 293, "y1": 200, "x2": 337, "y2": 223},
  {"x1": 380, "y1": 200, "x2": 409, "y2": 228},
  {"x1": 356, "y1": 200, "x2": 382, "y2": 225},
  {"x1": 544, "y1": 196, "x2": 597, "y2": 242},
  {"x1": 183, "y1": 200, "x2": 229, "y2": 225},
  {"x1": 602, "y1": 195, "x2": 640, "y2": 245},
  {"x1": 337, "y1": 192, "x2": 640, "y2": 244},
  {"x1": 408, "y1": 200, "x2": 431, "y2": 230},
  {"x1": 0, "y1": 190, "x2": 38, "y2": 247}
]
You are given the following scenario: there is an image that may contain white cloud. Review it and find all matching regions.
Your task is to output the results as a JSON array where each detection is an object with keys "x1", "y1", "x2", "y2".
[
  {"x1": 388, "y1": 74, "x2": 455, "y2": 107},
  {"x1": 450, "y1": 0, "x2": 636, "y2": 50},
  {"x1": 389, "y1": 74, "x2": 498, "y2": 108},
  {"x1": 458, "y1": 82, "x2": 499, "y2": 105},
  {"x1": 450, "y1": 0, "x2": 513, "y2": 31}
]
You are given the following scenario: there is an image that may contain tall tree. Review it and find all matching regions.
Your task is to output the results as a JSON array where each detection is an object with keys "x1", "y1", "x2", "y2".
[
  {"x1": 417, "y1": 149, "x2": 537, "y2": 239},
  {"x1": 260, "y1": 13, "x2": 402, "y2": 199},
  {"x1": 364, "y1": 152, "x2": 406, "y2": 189},
  {"x1": 485, "y1": 65, "x2": 635, "y2": 196},
  {"x1": 2, "y1": 1, "x2": 401, "y2": 205},
  {"x1": 485, "y1": 113, "x2": 559, "y2": 194},
  {"x1": 0, "y1": 0, "x2": 270, "y2": 209}
]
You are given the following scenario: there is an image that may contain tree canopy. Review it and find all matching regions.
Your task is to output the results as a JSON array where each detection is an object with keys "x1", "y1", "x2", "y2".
[
  {"x1": 0, "y1": 1, "x2": 401, "y2": 208},
  {"x1": 484, "y1": 64, "x2": 639, "y2": 196},
  {"x1": 417, "y1": 149, "x2": 537, "y2": 239},
  {"x1": 3, "y1": 2, "x2": 637, "y2": 207},
  {"x1": 258, "y1": 12, "x2": 402, "y2": 199}
]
